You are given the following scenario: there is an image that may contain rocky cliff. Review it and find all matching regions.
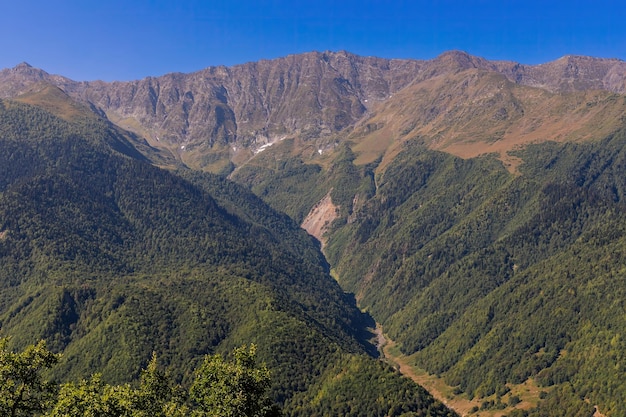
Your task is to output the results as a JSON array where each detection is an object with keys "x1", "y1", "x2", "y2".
[{"x1": 1, "y1": 51, "x2": 625, "y2": 170}]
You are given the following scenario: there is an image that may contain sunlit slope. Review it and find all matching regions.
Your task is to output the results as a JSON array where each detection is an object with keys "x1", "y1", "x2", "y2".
[
  {"x1": 323, "y1": 133, "x2": 626, "y2": 415},
  {"x1": 0, "y1": 99, "x2": 455, "y2": 417},
  {"x1": 346, "y1": 69, "x2": 626, "y2": 170}
]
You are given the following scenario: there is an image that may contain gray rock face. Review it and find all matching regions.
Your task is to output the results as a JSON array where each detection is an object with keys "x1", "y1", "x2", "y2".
[
  {"x1": 494, "y1": 55, "x2": 626, "y2": 93},
  {"x1": 0, "y1": 62, "x2": 73, "y2": 97},
  {"x1": 60, "y1": 51, "x2": 424, "y2": 148},
  {"x1": 1, "y1": 51, "x2": 625, "y2": 153}
]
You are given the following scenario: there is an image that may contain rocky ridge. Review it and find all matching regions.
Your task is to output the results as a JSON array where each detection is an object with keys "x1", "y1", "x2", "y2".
[{"x1": 1, "y1": 51, "x2": 625, "y2": 170}]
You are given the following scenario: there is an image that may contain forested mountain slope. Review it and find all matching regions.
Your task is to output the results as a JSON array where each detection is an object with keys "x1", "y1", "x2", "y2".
[
  {"x1": 0, "y1": 98, "x2": 455, "y2": 416},
  {"x1": 233, "y1": 127, "x2": 626, "y2": 416},
  {"x1": 3, "y1": 51, "x2": 626, "y2": 416}
]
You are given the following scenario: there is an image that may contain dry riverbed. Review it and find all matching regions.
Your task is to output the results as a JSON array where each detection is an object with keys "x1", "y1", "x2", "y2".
[{"x1": 376, "y1": 324, "x2": 551, "y2": 417}]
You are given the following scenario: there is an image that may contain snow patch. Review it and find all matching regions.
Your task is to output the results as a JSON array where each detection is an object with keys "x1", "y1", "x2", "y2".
[
  {"x1": 254, "y1": 142, "x2": 274, "y2": 154},
  {"x1": 253, "y1": 135, "x2": 288, "y2": 155}
]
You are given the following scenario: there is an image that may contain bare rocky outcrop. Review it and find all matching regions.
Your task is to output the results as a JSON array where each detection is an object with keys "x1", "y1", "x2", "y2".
[
  {"x1": 494, "y1": 55, "x2": 626, "y2": 93},
  {"x1": 301, "y1": 192, "x2": 338, "y2": 247},
  {"x1": 1, "y1": 51, "x2": 625, "y2": 168},
  {"x1": 0, "y1": 62, "x2": 74, "y2": 97},
  {"x1": 0, "y1": 52, "x2": 423, "y2": 150}
]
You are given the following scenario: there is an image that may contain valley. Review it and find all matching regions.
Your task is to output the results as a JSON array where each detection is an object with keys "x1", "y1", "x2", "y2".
[
  {"x1": 1, "y1": 50, "x2": 626, "y2": 416},
  {"x1": 378, "y1": 325, "x2": 550, "y2": 417},
  {"x1": 0, "y1": 96, "x2": 455, "y2": 416}
]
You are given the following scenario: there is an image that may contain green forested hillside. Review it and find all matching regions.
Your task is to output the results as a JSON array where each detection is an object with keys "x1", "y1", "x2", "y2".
[
  {"x1": 0, "y1": 100, "x2": 455, "y2": 416},
  {"x1": 332, "y1": 135, "x2": 626, "y2": 415},
  {"x1": 234, "y1": 129, "x2": 626, "y2": 416},
  {"x1": 231, "y1": 140, "x2": 379, "y2": 227}
]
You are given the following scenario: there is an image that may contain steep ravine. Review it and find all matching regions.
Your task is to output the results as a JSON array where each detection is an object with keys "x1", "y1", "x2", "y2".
[
  {"x1": 301, "y1": 202, "x2": 464, "y2": 415},
  {"x1": 376, "y1": 325, "x2": 480, "y2": 417},
  {"x1": 302, "y1": 197, "x2": 552, "y2": 417},
  {"x1": 377, "y1": 324, "x2": 606, "y2": 417}
]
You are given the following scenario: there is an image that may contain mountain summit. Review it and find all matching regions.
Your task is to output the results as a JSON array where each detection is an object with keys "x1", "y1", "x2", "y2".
[{"x1": 1, "y1": 51, "x2": 625, "y2": 172}]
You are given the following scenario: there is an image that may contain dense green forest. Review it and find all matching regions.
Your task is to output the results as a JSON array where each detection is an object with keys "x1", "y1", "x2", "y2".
[
  {"x1": 0, "y1": 99, "x2": 455, "y2": 416},
  {"x1": 234, "y1": 130, "x2": 626, "y2": 416},
  {"x1": 6, "y1": 85, "x2": 626, "y2": 415}
]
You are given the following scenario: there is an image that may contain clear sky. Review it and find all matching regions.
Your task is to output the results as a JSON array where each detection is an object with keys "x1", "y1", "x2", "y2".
[{"x1": 1, "y1": 0, "x2": 624, "y2": 81}]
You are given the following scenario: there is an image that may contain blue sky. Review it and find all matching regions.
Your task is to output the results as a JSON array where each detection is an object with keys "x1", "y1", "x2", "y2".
[{"x1": 1, "y1": 0, "x2": 624, "y2": 81}]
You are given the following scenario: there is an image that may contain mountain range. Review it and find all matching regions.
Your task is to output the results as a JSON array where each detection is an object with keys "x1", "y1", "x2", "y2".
[
  {"x1": 1, "y1": 50, "x2": 626, "y2": 416},
  {"x1": 2, "y1": 51, "x2": 626, "y2": 172}
]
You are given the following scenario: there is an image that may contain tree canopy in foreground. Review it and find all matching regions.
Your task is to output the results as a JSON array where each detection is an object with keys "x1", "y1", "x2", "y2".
[{"x1": 1, "y1": 338, "x2": 281, "y2": 417}]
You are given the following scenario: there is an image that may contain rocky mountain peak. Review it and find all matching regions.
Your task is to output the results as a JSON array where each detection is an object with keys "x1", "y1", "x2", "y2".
[
  {"x1": 0, "y1": 62, "x2": 68, "y2": 98},
  {"x1": 7, "y1": 62, "x2": 49, "y2": 79},
  {"x1": 1, "y1": 51, "x2": 626, "y2": 172},
  {"x1": 434, "y1": 50, "x2": 489, "y2": 69},
  {"x1": 499, "y1": 54, "x2": 626, "y2": 93},
  {"x1": 14, "y1": 61, "x2": 33, "y2": 69},
  {"x1": 410, "y1": 50, "x2": 496, "y2": 82}
]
